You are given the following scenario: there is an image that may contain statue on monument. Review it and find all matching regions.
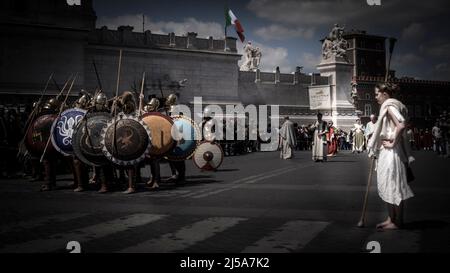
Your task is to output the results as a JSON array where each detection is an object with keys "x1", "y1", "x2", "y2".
[
  {"x1": 240, "y1": 41, "x2": 262, "y2": 71},
  {"x1": 321, "y1": 24, "x2": 349, "y2": 62}
]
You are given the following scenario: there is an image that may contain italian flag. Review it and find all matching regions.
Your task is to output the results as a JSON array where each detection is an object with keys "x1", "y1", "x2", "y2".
[{"x1": 225, "y1": 8, "x2": 245, "y2": 43}]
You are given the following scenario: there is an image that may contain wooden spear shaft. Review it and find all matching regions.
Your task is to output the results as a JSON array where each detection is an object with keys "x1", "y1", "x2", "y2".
[
  {"x1": 112, "y1": 50, "x2": 123, "y2": 156},
  {"x1": 138, "y1": 72, "x2": 146, "y2": 116},
  {"x1": 40, "y1": 74, "x2": 78, "y2": 163}
]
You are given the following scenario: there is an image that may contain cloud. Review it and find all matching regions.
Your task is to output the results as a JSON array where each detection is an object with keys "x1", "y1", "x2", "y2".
[
  {"x1": 96, "y1": 15, "x2": 224, "y2": 38},
  {"x1": 392, "y1": 53, "x2": 423, "y2": 67},
  {"x1": 297, "y1": 53, "x2": 322, "y2": 73},
  {"x1": 401, "y1": 23, "x2": 426, "y2": 41},
  {"x1": 421, "y1": 42, "x2": 450, "y2": 58},
  {"x1": 247, "y1": 0, "x2": 450, "y2": 30},
  {"x1": 435, "y1": 62, "x2": 449, "y2": 71},
  {"x1": 237, "y1": 42, "x2": 293, "y2": 72},
  {"x1": 254, "y1": 24, "x2": 315, "y2": 41}
]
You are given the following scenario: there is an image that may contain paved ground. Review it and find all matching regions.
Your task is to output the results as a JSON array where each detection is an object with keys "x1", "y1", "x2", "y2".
[{"x1": 0, "y1": 150, "x2": 449, "y2": 253}]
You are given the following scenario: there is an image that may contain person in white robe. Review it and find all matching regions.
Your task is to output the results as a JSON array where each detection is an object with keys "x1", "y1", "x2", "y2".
[
  {"x1": 364, "y1": 114, "x2": 377, "y2": 143},
  {"x1": 367, "y1": 83, "x2": 414, "y2": 230},
  {"x1": 352, "y1": 119, "x2": 365, "y2": 153},
  {"x1": 310, "y1": 113, "x2": 328, "y2": 162},
  {"x1": 279, "y1": 116, "x2": 296, "y2": 159}
]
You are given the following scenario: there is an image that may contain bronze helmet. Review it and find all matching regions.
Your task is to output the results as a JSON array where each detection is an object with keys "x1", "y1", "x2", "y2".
[
  {"x1": 75, "y1": 90, "x2": 91, "y2": 109},
  {"x1": 165, "y1": 93, "x2": 178, "y2": 106},
  {"x1": 43, "y1": 98, "x2": 61, "y2": 111},
  {"x1": 119, "y1": 91, "x2": 136, "y2": 114},
  {"x1": 93, "y1": 92, "x2": 108, "y2": 111},
  {"x1": 144, "y1": 98, "x2": 160, "y2": 112}
]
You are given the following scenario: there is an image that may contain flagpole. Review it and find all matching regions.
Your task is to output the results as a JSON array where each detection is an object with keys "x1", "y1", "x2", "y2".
[{"x1": 224, "y1": 5, "x2": 228, "y2": 51}]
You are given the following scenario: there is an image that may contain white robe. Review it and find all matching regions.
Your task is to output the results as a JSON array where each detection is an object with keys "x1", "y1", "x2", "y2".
[
  {"x1": 367, "y1": 99, "x2": 414, "y2": 205},
  {"x1": 279, "y1": 120, "x2": 296, "y2": 159},
  {"x1": 365, "y1": 121, "x2": 376, "y2": 140},
  {"x1": 311, "y1": 120, "x2": 328, "y2": 161}
]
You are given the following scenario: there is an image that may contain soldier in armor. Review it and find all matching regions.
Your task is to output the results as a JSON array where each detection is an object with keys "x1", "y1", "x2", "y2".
[
  {"x1": 166, "y1": 94, "x2": 187, "y2": 185},
  {"x1": 116, "y1": 91, "x2": 140, "y2": 194},
  {"x1": 40, "y1": 97, "x2": 62, "y2": 191},
  {"x1": 144, "y1": 98, "x2": 162, "y2": 189},
  {"x1": 90, "y1": 92, "x2": 115, "y2": 193},
  {"x1": 72, "y1": 91, "x2": 92, "y2": 192}
]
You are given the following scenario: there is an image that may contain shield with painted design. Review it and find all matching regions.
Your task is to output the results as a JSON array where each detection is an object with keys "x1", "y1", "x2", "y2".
[
  {"x1": 25, "y1": 114, "x2": 58, "y2": 157},
  {"x1": 50, "y1": 108, "x2": 87, "y2": 156},
  {"x1": 165, "y1": 115, "x2": 201, "y2": 161},
  {"x1": 192, "y1": 141, "x2": 224, "y2": 171},
  {"x1": 101, "y1": 114, "x2": 152, "y2": 166},
  {"x1": 72, "y1": 112, "x2": 111, "y2": 167},
  {"x1": 141, "y1": 112, "x2": 175, "y2": 157}
]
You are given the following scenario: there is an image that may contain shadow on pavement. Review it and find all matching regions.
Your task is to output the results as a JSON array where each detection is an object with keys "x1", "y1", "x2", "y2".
[
  {"x1": 404, "y1": 220, "x2": 448, "y2": 230},
  {"x1": 215, "y1": 168, "x2": 239, "y2": 172}
]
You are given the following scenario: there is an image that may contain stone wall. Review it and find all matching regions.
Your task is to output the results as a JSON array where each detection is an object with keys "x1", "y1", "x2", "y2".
[
  {"x1": 84, "y1": 45, "x2": 241, "y2": 104},
  {"x1": 237, "y1": 70, "x2": 333, "y2": 126}
]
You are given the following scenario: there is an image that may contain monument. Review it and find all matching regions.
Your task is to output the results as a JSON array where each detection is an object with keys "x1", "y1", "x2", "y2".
[
  {"x1": 315, "y1": 24, "x2": 357, "y2": 130},
  {"x1": 240, "y1": 42, "x2": 262, "y2": 71}
]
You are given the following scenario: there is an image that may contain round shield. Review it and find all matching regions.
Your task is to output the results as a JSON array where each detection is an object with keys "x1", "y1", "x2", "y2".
[
  {"x1": 25, "y1": 114, "x2": 58, "y2": 157},
  {"x1": 165, "y1": 115, "x2": 201, "y2": 161},
  {"x1": 50, "y1": 108, "x2": 87, "y2": 156},
  {"x1": 141, "y1": 112, "x2": 175, "y2": 157},
  {"x1": 101, "y1": 114, "x2": 152, "y2": 166},
  {"x1": 72, "y1": 112, "x2": 111, "y2": 167},
  {"x1": 193, "y1": 141, "x2": 224, "y2": 171}
]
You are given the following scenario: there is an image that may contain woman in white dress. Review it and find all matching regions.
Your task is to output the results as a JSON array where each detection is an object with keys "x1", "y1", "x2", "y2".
[{"x1": 367, "y1": 83, "x2": 414, "y2": 230}]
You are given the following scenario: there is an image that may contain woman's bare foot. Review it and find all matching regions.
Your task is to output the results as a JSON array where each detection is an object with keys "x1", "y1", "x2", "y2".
[
  {"x1": 381, "y1": 222, "x2": 399, "y2": 230},
  {"x1": 376, "y1": 217, "x2": 392, "y2": 229}
]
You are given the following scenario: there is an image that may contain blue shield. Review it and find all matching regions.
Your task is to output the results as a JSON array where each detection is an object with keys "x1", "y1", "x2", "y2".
[
  {"x1": 165, "y1": 115, "x2": 201, "y2": 161},
  {"x1": 51, "y1": 108, "x2": 87, "y2": 156}
]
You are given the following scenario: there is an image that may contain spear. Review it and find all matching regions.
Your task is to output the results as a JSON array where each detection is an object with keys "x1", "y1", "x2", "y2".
[
  {"x1": 112, "y1": 49, "x2": 123, "y2": 157},
  {"x1": 138, "y1": 72, "x2": 146, "y2": 116},
  {"x1": 40, "y1": 74, "x2": 78, "y2": 163},
  {"x1": 17, "y1": 73, "x2": 54, "y2": 158},
  {"x1": 92, "y1": 59, "x2": 103, "y2": 91},
  {"x1": 19, "y1": 73, "x2": 73, "y2": 152}
]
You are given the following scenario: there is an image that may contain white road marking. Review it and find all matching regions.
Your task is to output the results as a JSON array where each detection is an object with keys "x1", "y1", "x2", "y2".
[
  {"x1": 0, "y1": 214, "x2": 166, "y2": 253},
  {"x1": 0, "y1": 213, "x2": 89, "y2": 234},
  {"x1": 118, "y1": 217, "x2": 246, "y2": 253}
]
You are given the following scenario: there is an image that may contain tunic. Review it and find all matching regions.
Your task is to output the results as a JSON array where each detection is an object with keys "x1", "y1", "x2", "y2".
[{"x1": 311, "y1": 120, "x2": 328, "y2": 161}]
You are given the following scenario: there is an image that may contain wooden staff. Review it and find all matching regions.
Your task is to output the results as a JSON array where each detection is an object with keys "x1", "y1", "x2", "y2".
[
  {"x1": 18, "y1": 74, "x2": 74, "y2": 157},
  {"x1": 138, "y1": 72, "x2": 146, "y2": 116},
  {"x1": 112, "y1": 49, "x2": 123, "y2": 156},
  {"x1": 40, "y1": 74, "x2": 78, "y2": 163},
  {"x1": 17, "y1": 73, "x2": 54, "y2": 158},
  {"x1": 357, "y1": 157, "x2": 375, "y2": 228}
]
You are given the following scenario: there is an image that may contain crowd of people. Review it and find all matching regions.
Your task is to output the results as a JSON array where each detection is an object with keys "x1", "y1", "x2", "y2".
[
  {"x1": 407, "y1": 111, "x2": 449, "y2": 157},
  {"x1": 281, "y1": 110, "x2": 450, "y2": 160},
  {"x1": 0, "y1": 105, "x2": 33, "y2": 179}
]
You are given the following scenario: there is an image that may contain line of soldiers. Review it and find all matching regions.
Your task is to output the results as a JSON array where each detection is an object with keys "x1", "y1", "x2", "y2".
[{"x1": 24, "y1": 90, "x2": 187, "y2": 194}]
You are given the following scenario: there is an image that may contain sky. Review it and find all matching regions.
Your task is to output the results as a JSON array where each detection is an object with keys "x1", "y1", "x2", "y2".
[{"x1": 93, "y1": 0, "x2": 450, "y2": 81}]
